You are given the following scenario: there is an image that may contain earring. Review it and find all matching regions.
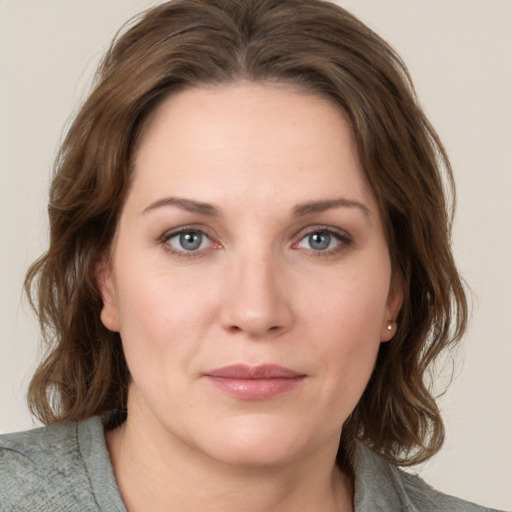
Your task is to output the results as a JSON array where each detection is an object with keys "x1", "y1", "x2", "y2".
[{"x1": 386, "y1": 322, "x2": 393, "y2": 331}]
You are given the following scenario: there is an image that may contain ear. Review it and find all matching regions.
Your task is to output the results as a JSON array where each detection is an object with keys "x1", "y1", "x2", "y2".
[
  {"x1": 380, "y1": 274, "x2": 404, "y2": 342},
  {"x1": 95, "y1": 257, "x2": 121, "y2": 332}
]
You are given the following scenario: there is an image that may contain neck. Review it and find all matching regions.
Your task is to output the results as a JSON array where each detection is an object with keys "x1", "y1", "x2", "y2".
[{"x1": 106, "y1": 408, "x2": 353, "y2": 512}]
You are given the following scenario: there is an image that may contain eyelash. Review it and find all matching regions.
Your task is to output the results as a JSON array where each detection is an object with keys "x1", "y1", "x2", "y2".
[
  {"x1": 292, "y1": 227, "x2": 353, "y2": 257},
  {"x1": 160, "y1": 226, "x2": 217, "y2": 259},
  {"x1": 159, "y1": 225, "x2": 353, "y2": 259}
]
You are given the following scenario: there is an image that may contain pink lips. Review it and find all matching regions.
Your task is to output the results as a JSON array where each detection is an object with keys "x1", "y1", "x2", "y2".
[{"x1": 204, "y1": 364, "x2": 305, "y2": 400}]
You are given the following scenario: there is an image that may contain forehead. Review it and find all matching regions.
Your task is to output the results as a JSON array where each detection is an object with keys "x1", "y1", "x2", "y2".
[{"x1": 129, "y1": 82, "x2": 376, "y2": 213}]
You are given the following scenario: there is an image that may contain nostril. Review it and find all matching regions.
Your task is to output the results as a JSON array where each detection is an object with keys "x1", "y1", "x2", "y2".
[
  {"x1": 225, "y1": 324, "x2": 282, "y2": 335},
  {"x1": 219, "y1": 284, "x2": 294, "y2": 337}
]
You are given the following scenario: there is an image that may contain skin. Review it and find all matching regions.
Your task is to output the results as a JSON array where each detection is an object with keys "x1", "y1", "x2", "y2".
[{"x1": 99, "y1": 83, "x2": 402, "y2": 512}]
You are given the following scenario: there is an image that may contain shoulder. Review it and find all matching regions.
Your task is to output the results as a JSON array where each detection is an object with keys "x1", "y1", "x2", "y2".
[
  {"x1": 0, "y1": 420, "x2": 80, "y2": 465},
  {"x1": 0, "y1": 418, "x2": 106, "y2": 511},
  {"x1": 354, "y1": 442, "x2": 506, "y2": 512},
  {"x1": 395, "y1": 466, "x2": 504, "y2": 512}
]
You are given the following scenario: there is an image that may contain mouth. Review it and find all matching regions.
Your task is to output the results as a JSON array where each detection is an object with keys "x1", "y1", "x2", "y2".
[{"x1": 203, "y1": 364, "x2": 306, "y2": 400}]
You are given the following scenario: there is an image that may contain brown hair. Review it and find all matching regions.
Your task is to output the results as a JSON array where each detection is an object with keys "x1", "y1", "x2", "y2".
[{"x1": 25, "y1": 0, "x2": 467, "y2": 467}]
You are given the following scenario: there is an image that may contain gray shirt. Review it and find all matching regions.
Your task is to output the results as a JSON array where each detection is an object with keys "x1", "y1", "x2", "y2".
[{"x1": 0, "y1": 417, "x2": 505, "y2": 511}]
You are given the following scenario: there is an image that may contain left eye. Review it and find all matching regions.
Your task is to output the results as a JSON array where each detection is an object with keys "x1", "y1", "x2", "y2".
[
  {"x1": 296, "y1": 230, "x2": 344, "y2": 251},
  {"x1": 166, "y1": 230, "x2": 211, "y2": 252}
]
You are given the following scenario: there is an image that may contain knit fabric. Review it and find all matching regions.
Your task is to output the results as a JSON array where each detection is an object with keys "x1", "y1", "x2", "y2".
[{"x1": 0, "y1": 417, "x2": 505, "y2": 511}]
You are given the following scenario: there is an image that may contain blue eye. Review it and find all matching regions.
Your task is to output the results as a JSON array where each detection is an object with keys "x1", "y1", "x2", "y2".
[
  {"x1": 296, "y1": 229, "x2": 350, "y2": 253},
  {"x1": 306, "y1": 232, "x2": 332, "y2": 251},
  {"x1": 167, "y1": 230, "x2": 210, "y2": 252}
]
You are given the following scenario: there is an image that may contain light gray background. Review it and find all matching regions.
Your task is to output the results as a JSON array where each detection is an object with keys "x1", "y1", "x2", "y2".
[{"x1": 1, "y1": 1, "x2": 511, "y2": 509}]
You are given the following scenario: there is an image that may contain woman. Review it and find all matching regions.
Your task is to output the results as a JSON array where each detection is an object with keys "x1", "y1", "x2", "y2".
[{"x1": 0, "y1": 0, "x2": 505, "y2": 510}]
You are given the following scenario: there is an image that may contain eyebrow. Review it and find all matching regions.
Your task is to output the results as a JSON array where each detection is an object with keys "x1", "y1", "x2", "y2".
[
  {"x1": 142, "y1": 197, "x2": 220, "y2": 216},
  {"x1": 293, "y1": 198, "x2": 371, "y2": 217},
  {"x1": 142, "y1": 196, "x2": 370, "y2": 218}
]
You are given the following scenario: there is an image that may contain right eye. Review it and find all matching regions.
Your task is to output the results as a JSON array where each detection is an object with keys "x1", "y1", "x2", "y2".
[{"x1": 163, "y1": 229, "x2": 212, "y2": 254}]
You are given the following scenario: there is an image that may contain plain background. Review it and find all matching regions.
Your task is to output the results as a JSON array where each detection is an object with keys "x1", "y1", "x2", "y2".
[{"x1": 1, "y1": 1, "x2": 511, "y2": 509}]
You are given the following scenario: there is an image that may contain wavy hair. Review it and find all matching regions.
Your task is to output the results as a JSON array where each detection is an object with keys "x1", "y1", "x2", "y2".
[{"x1": 25, "y1": 0, "x2": 467, "y2": 467}]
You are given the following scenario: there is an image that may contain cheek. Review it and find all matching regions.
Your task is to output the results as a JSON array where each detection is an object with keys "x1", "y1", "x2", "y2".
[
  {"x1": 298, "y1": 260, "x2": 390, "y2": 403},
  {"x1": 300, "y1": 260, "x2": 391, "y2": 341},
  {"x1": 112, "y1": 262, "x2": 221, "y2": 373}
]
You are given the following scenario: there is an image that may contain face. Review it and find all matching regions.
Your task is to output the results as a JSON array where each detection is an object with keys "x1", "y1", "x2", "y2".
[{"x1": 100, "y1": 83, "x2": 402, "y2": 468}]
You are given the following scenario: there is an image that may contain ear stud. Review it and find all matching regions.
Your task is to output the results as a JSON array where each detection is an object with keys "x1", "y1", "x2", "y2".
[{"x1": 387, "y1": 322, "x2": 393, "y2": 331}]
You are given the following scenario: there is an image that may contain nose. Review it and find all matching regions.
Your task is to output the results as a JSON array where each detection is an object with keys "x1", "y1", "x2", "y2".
[{"x1": 219, "y1": 250, "x2": 294, "y2": 338}]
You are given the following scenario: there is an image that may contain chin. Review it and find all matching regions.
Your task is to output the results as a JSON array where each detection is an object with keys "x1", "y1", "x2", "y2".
[
  {"x1": 193, "y1": 415, "x2": 321, "y2": 469},
  {"x1": 207, "y1": 439, "x2": 300, "y2": 469}
]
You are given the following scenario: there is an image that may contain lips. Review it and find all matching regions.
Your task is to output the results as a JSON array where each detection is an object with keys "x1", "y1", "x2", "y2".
[{"x1": 203, "y1": 364, "x2": 306, "y2": 400}]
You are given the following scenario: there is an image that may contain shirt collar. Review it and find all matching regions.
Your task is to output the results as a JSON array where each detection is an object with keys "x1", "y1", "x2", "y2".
[{"x1": 353, "y1": 442, "x2": 418, "y2": 512}]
